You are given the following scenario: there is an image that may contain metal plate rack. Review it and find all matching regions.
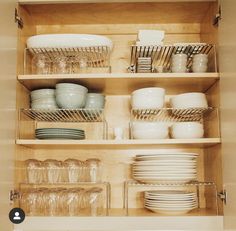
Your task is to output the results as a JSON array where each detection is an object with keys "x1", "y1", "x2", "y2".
[
  {"x1": 131, "y1": 107, "x2": 215, "y2": 122},
  {"x1": 17, "y1": 182, "x2": 111, "y2": 216},
  {"x1": 19, "y1": 108, "x2": 108, "y2": 139},
  {"x1": 24, "y1": 46, "x2": 111, "y2": 74},
  {"x1": 129, "y1": 107, "x2": 220, "y2": 139},
  {"x1": 124, "y1": 180, "x2": 218, "y2": 216},
  {"x1": 128, "y1": 44, "x2": 216, "y2": 73}
]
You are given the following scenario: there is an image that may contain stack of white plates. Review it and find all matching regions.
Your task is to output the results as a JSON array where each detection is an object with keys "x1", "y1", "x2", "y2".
[
  {"x1": 132, "y1": 153, "x2": 198, "y2": 183},
  {"x1": 35, "y1": 128, "x2": 85, "y2": 140},
  {"x1": 144, "y1": 190, "x2": 198, "y2": 215},
  {"x1": 30, "y1": 89, "x2": 58, "y2": 110}
]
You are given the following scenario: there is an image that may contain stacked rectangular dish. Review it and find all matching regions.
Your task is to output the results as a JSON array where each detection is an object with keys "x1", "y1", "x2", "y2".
[{"x1": 132, "y1": 153, "x2": 198, "y2": 183}]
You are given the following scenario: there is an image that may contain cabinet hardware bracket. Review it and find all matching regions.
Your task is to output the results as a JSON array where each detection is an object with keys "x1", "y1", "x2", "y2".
[
  {"x1": 15, "y1": 8, "x2": 24, "y2": 29},
  {"x1": 9, "y1": 190, "x2": 20, "y2": 203},
  {"x1": 218, "y1": 190, "x2": 227, "y2": 205},
  {"x1": 213, "y1": 5, "x2": 221, "y2": 27}
]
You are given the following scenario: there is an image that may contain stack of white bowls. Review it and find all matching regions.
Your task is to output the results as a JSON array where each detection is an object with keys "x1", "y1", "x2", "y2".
[
  {"x1": 192, "y1": 54, "x2": 208, "y2": 73},
  {"x1": 55, "y1": 83, "x2": 88, "y2": 109},
  {"x1": 171, "y1": 122, "x2": 204, "y2": 139},
  {"x1": 85, "y1": 93, "x2": 105, "y2": 109},
  {"x1": 132, "y1": 122, "x2": 169, "y2": 139},
  {"x1": 171, "y1": 54, "x2": 187, "y2": 73},
  {"x1": 131, "y1": 87, "x2": 165, "y2": 109},
  {"x1": 144, "y1": 190, "x2": 198, "y2": 215},
  {"x1": 170, "y1": 92, "x2": 208, "y2": 109},
  {"x1": 132, "y1": 153, "x2": 198, "y2": 183},
  {"x1": 30, "y1": 89, "x2": 58, "y2": 110}
]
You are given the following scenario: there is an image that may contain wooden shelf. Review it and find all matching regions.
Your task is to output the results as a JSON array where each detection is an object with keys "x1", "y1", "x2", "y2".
[
  {"x1": 15, "y1": 209, "x2": 223, "y2": 231},
  {"x1": 16, "y1": 138, "x2": 221, "y2": 149},
  {"x1": 18, "y1": 73, "x2": 219, "y2": 95},
  {"x1": 18, "y1": 0, "x2": 216, "y2": 5}
]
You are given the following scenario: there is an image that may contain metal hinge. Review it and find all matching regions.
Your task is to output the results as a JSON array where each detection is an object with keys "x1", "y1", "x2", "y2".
[
  {"x1": 213, "y1": 5, "x2": 222, "y2": 27},
  {"x1": 9, "y1": 190, "x2": 20, "y2": 203},
  {"x1": 15, "y1": 8, "x2": 24, "y2": 29},
  {"x1": 218, "y1": 190, "x2": 227, "y2": 205}
]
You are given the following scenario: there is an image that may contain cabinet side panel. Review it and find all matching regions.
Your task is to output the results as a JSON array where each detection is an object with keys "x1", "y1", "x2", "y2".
[
  {"x1": 0, "y1": 0, "x2": 17, "y2": 229},
  {"x1": 219, "y1": 0, "x2": 236, "y2": 229}
]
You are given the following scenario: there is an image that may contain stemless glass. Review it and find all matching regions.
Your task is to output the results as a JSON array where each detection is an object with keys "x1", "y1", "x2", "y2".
[
  {"x1": 64, "y1": 159, "x2": 80, "y2": 183},
  {"x1": 32, "y1": 54, "x2": 51, "y2": 74},
  {"x1": 44, "y1": 188, "x2": 61, "y2": 216},
  {"x1": 52, "y1": 55, "x2": 69, "y2": 74},
  {"x1": 25, "y1": 159, "x2": 44, "y2": 184},
  {"x1": 44, "y1": 159, "x2": 63, "y2": 183},
  {"x1": 87, "y1": 187, "x2": 103, "y2": 216},
  {"x1": 85, "y1": 159, "x2": 101, "y2": 182},
  {"x1": 73, "y1": 54, "x2": 88, "y2": 73}
]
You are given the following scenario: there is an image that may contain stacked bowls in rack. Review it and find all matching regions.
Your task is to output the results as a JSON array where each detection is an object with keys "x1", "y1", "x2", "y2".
[
  {"x1": 192, "y1": 54, "x2": 208, "y2": 73},
  {"x1": 171, "y1": 53, "x2": 188, "y2": 73},
  {"x1": 144, "y1": 190, "x2": 198, "y2": 215},
  {"x1": 132, "y1": 122, "x2": 169, "y2": 139},
  {"x1": 169, "y1": 92, "x2": 208, "y2": 139},
  {"x1": 30, "y1": 89, "x2": 58, "y2": 110},
  {"x1": 170, "y1": 92, "x2": 208, "y2": 110},
  {"x1": 35, "y1": 128, "x2": 85, "y2": 140},
  {"x1": 132, "y1": 153, "x2": 198, "y2": 184},
  {"x1": 131, "y1": 87, "x2": 165, "y2": 109},
  {"x1": 55, "y1": 83, "x2": 88, "y2": 109}
]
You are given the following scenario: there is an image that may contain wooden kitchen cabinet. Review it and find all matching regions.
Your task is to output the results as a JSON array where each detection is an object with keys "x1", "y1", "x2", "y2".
[{"x1": 1, "y1": 0, "x2": 236, "y2": 230}]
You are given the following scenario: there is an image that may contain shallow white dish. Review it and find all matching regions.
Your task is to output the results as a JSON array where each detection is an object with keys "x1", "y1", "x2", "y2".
[{"x1": 27, "y1": 34, "x2": 113, "y2": 49}]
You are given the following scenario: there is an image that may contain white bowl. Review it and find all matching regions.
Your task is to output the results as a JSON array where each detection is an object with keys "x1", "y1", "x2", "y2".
[
  {"x1": 132, "y1": 122, "x2": 169, "y2": 139},
  {"x1": 31, "y1": 104, "x2": 58, "y2": 110},
  {"x1": 192, "y1": 65, "x2": 208, "y2": 73},
  {"x1": 56, "y1": 92, "x2": 87, "y2": 109},
  {"x1": 131, "y1": 87, "x2": 165, "y2": 109},
  {"x1": 27, "y1": 34, "x2": 113, "y2": 49},
  {"x1": 171, "y1": 122, "x2": 204, "y2": 139},
  {"x1": 31, "y1": 98, "x2": 56, "y2": 104},
  {"x1": 171, "y1": 66, "x2": 187, "y2": 73},
  {"x1": 56, "y1": 83, "x2": 88, "y2": 94},
  {"x1": 30, "y1": 89, "x2": 55, "y2": 101},
  {"x1": 170, "y1": 93, "x2": 208, "y2": 109}
]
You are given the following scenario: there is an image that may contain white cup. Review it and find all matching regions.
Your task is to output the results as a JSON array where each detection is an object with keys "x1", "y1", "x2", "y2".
[{"x1": 114, "y1": 127, "x2": 124, "y2": 140}]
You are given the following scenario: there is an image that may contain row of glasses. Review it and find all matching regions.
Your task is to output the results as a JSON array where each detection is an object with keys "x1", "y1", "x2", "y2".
[
  {"x1": 25, "y1": 158, "x2": 102, "y2": 184},
  {"x1": 20, "y1": 187, "x2": 104, "y2": 216},
  {"x1": 32, "y1": 54, "x2": 88, "y2": 74}
]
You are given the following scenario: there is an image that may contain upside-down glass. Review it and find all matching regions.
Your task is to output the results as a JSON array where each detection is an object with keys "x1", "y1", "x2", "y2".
[
  {"x1": 43, "y1": 159, "x2": 63, "y2": 183},
  {"x1": 25, "y1": 159, "x2": 44, "y2": 184},
  {"x1": 32, "y1": 54, "x2": 51, "y2": 74}
]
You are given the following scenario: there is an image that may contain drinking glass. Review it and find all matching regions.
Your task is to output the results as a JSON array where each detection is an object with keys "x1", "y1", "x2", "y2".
[
  {"x1": 52, "y1": 55, "x2": 69, "y2": 74},
  {"x1": 44, "y1": 159, "x2": 63, "y2": 183},
  {"x1": 25, "y1": 159, "x2": 44, "y2": 184},
  {"x1": 85, "y1": 159, "x2": 101, "y2": 182},
  {"x1": 32, "y1": 54, "x2": 51, "y2": 74}
]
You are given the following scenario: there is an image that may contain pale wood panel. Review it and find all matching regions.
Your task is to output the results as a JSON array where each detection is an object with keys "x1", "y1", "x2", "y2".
[
  {"x1": 15, "y1": 215, "x2": 223, "y2": 231},
  {"x1": 19, "y1": 0, "x2": 217, "y2": 4},
  {"x1": 200, "y1": 2, "x2": 219, "y2": 72},
  {"x1": 36, "y1": 23, "x2": 200, "y2": 35},
  {"x1": 0, "y1": 0, "x2": 17, "y2": 228},
  {"x1": 23, "y1": 2, "x2": 212, "y2": 25},
  {"x1": 18, "y1": 73, "x2": 219, "y2": 94},
  {"x1": 16, "y1": 138, "x2": 221, "y2": 149},
  {"x1": 219, "y1": 0, "x2": 236, "y2": 229}
]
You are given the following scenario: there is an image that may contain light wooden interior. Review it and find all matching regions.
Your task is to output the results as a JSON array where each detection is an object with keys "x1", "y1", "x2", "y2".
[{"x1": 15, "y1": 1, "x2": 223, "y2": 216}]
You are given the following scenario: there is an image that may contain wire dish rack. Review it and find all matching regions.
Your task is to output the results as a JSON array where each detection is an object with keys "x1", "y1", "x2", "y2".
[
  {"x1": 21, "y1": 108, "x2": 105, "y2": 122},
  {"x1": 24, "y1": 46, "x2": 111, "y2": 74},
  {"x1": 131, "y1": 107, "x2": 215, "y2": 122},
  {"x1": 19, "y1": 108, "x2": 108, "y2": 139},
  {"x1": 128, "y1": 44, "x2": 216, "y2": 73},
  {"x1": 124, "y1": 180, "x2": 219, "y2": 216}
]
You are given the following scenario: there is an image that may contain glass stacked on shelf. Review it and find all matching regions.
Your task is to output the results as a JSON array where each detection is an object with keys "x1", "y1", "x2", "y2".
[{"x1": 25, "y1": 158, "x2": 102, "y2": 184}]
